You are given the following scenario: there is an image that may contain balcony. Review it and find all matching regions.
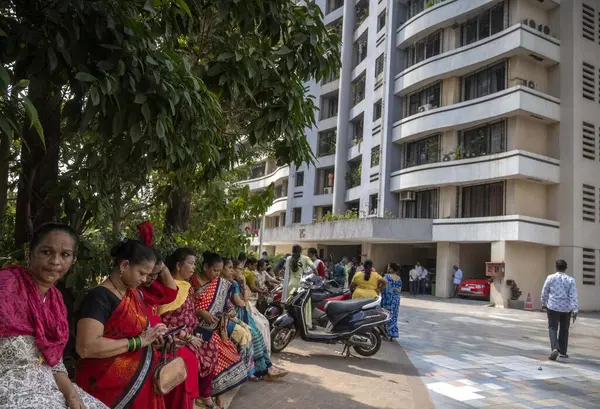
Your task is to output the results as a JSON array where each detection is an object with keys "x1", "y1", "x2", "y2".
[
  {"x1": 259, "y1": 217, "x2": 433, "y2": 245},
  {"x1": 392, "y1": 86, "x2": 560, "y2": 142},
  {"x1": 397, "y1": 0, "x2": 498, "y2": 47},
  {"x1": 238, "y1": 166, "x2": 289, "y2": 192},
  {"x1": 265, "y1": 197, "x2": 287, "y2": 216},
  {"x1": 395, "y1": 24, "x2": 560, "y2": 96},
  {"x1": 432, "y1": 215, "x2": 560, "y2": 246},
  {"x1": 390, "y1": 150, "x2": 559, "y2": 191}
]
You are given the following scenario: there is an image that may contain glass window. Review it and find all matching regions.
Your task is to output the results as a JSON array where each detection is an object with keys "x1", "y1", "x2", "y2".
[
  {"x1": 405, "y1": 31, "x2": 442, "y2": 69},
  {"x1": 295, "y1": 171, "x2": 304, "y2": 187},
  {"x1": 293, "y1": 207, "x2": 302, "y2": 223},
  {"x1": 459, "y1": 120, "x2": 506, "y2": 158},
  {"x1": 478, "y1": 10, "x2": 490, "y2": 40},
  {"x1": 407, "y1": 0, "x2": 424, "y2": 19},
  {"x1": 354, "y1": 33, "x2": 368, "y2": 67},
  {"x1": 405, "y1": 134, "x2": 440, "y2": 168},
  {"x1": 375, "y1": 55, "x2": 384, "y2": 76},
  {"x1": 403, "y1": 189, "x2": 438, "y2": 219},
  {"x1": 490, "y1": 3, "x2": 505, "y2": 36},
  {"x1": 373, "y1": 100, "x2": 382, "y2": 120},
  {"x1": 461, "y1": 182, "x2": 504, "y2": 218},
  {"x1": 377, "y1": 11, "x2": 386, "y2": 31},
  {"x1": 371, "y1": 146, "x2": 380, "y2": 167},
  {"x1": 406, "y1": 82, "x2": 441, "y2": 116},
  {"x1": 461, "y1": 2, "x2": 506, "y2": 46},
  {"x1": 369, "y1": 194, "x2": 378, "y2": 214},
  {"x1": 461, "y1": 61, "x2": 506, "y2": 101},
  {"x1": 317, "y1": 130, "x2": 336, "y2": 157},
  {"x1": 463, "y1": 18, "x2": 478, "y2": 45}
]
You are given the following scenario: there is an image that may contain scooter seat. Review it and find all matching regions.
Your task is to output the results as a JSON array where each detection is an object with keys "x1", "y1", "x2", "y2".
[
  {"x1": 325, "y1": 298, "x2": 376, "y2": 316},
  {"x1": 311, "y1": 292, "x2": 330, "y2": 303}
]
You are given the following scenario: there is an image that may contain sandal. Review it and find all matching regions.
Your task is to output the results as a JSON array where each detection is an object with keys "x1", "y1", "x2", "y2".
[
  {"x1": 264, "y1": 368, "x2": 288, "y2": 380},
  {"x1": 198, "y1": 398, "x2": 221, "y2": 409},
  {"x1": 249, "y1": 375, "x2": 261, "y2": 382}
]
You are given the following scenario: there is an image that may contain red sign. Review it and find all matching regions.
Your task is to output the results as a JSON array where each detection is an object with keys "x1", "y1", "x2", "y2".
[{"x1": 485, "y1": 262, "x2": 505, "y2": 277}]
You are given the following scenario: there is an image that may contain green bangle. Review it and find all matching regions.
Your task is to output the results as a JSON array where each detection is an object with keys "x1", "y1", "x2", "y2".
[
  {"x1": 127, "y1": 338, "x2": 134, "y2": 352},
  {"x1": 135, "y1": 336, "x2": 142, "y2": 351}
]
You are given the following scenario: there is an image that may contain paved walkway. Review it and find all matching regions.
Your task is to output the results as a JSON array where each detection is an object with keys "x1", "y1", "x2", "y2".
[
  {"x1": 398, "y1": 295, "x2": 600, "y2": 409},
  {"x1": 229, "y1": 338, "x2": 433, "y2": 409}
]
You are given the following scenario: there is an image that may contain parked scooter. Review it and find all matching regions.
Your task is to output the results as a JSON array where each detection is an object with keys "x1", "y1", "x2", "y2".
[
  {"x1": 270, "y1": 281, "x2": 390, "y2": 358},
  {"x1": 264, "y1": 280, "x2": 350, "y2": 328}
]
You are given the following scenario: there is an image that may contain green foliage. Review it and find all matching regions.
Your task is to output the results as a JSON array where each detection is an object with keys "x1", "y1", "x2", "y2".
[{"x1": 321, "y1": 209, "x2": 359, "y2": 222}]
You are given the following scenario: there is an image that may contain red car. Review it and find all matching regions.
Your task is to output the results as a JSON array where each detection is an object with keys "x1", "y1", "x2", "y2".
[{"x1": 457, "y1": 279, "x2": 491, "y2": 299}]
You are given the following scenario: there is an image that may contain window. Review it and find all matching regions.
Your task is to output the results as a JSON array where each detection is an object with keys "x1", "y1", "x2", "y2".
[
  {"x1": 326, "y1": 0, "x2": 344, "y2": 14},
  {"x1": 318, "y1": 130, "x2": 336, "y2": 157},
  {"x1": 351, "y1": 117, "x2": 364, "y2": 143},
  {"x1": 582, "y1": 3, "x2": 595, "y2": 41},
  {"x1": 583, "y1": 184, "x2": 596, "y2": 222},
  {"x1": 354, "y1": 32, "x2": 368, "y2": 67},
  {"x1": 351, "y1": 76, "x2": 366, "y2": 106},
  {"x1": 345, "y1": 160, "x2": 361, "y2": 188},
  {"x1": 315, "y1": 167, "x2": 335, "y2": 195},
  {"x1": 250, "y1": 163, "x2": 266, "y2": 178},
  {"x1": 377, "y1": 10, "x2": 386, "y2": 31},
  {"x1": 371, "y1": 146, "x2": 380, "y2": 167},
  {"x1": 403, "y1": 189, "x2": 438, "y2": 219},
  {"x1": 406, "y1": 82, "x2": 441, "y2": 116},
  {"x1": 406, "y1": 0, "x2": 424, "y2": 19},
  {"x1": 404, "y1": 30, "x2": 441, "y2": 68},
  {"x1": 461, "y1": 182, "x2": 504, "y2": 218},
  {"x1": 462, "y1": 61, "x2": 506, "y2": 101},
  {"x1": 369, "y1": 194, "x2": 378, "y2": 215},
  {"x1": 582, "y1": 62, "x2": 595, "y2": 102},
  {"x1": 461, "y1": 2, "x2": 506, "y2": 45},
  {"x1": 355, "y1": 2, "x2": 369, "y2": 28},
  {"x1": 373, "y1": 100, "x2": 383, "y2": 121},
  {"x1": 274, "y1": 182, "x2": 288, "y2": 199},
  {"x1": 583, "y1": 248, "x2": 597, "y2": 285},
  {"x1": 375, "y1": 54, "x2": 384, "y2": 77},
  {"x1": 321, "y1": 95, "x2": 339, "y2": 119},
  {"x1": 292, "y1": 207, "x2": 302, "y2": 224},
  {"x1": 295, "y1": 171, "x2": 304, "y2": 187},
  {"x1": 404, "y1": 134, "x2": 440, "y2": 168},
  {"x1": 582, "y1": 122, "x2": 596, "y2": 160},
  {"x1": 459, "y1": 120, "x2": 506, "y2": 158}
]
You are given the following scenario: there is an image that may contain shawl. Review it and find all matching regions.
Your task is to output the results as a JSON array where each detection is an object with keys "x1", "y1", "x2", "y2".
[
  {"x1": 159, "y1": 279, "x2": 191, "y2": 315},
  {"x1": 0, "y1": 264, "x2": 69, "y2": 366}
]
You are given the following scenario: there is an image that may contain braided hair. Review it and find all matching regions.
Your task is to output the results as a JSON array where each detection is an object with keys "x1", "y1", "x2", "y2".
[
  {"x1": 363, "y1": 259, "x2": 374, "y2": 281},
  {"x1": 290, "y1": 244, "x2": 302, "y2": 273}
]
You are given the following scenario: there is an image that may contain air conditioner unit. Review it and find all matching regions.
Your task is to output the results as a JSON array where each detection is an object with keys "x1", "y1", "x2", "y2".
[
  {"x1": 523, "y1": 18, "x2": 537, "y2": 29},
  {"x1": 538, "y1": 24, "x2": 551, "y2": 35},
  {"x1": 418, "y1": 104, "x2": 432, "y2": 113},
  {"x1": 399, "y1": 191, "x2": 416, "y2": 201},
  {"x1": 324, "y1": 187, "x2": 333, "y2": 194}
]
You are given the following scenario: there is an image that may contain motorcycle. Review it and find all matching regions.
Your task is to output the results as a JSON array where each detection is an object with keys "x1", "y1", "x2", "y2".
[
  {"x1": 264, "y1": 280, "x2": 350, "y2": 328},
  {"x1": 270, "y1": 281, "x2": 390, "y2": 358}
]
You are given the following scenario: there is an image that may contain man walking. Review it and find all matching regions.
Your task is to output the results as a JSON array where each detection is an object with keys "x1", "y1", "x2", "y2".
[
  {"x1": 409, "y1": 266, "x2": 419, "y2": 296},
  {"x1": 452, "y1": 265, "x2": 463, "y2": 297},
  {"x1": 541, "y1": 259, "x2": 578, "y2": 361}
]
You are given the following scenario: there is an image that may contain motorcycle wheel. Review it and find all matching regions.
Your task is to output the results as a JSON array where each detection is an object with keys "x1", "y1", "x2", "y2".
[
  {"x1": 271, "y1": 326, "x2": 294, "y2": 353},
  {"x1": 352, "y1": 329, "x2": 381, "y2": 357}
]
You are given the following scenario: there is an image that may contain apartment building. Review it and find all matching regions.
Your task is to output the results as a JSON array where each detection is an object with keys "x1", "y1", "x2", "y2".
[{"x1": 239, "y1": 0, "x2": 600, "y2": 310}]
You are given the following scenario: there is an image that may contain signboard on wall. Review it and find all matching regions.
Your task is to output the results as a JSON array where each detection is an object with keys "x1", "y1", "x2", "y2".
[{"x1": 485, "y1": 262, "x2": 505, "y2": 277}]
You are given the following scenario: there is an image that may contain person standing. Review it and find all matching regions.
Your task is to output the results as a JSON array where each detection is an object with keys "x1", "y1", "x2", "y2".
[
  {"x1": 415, "y1": 262, "x2": 427, "y2": 295},
  {"x1": 452, "y1": 265, "x2": 463, "y2": 297},
  {"x1": 307, "y1": 248, "x2": 326, "y2": 279},
  {"x1": 541, "y1": 259, "x2": 578, "y2": 361},
  {"x1": 381, "y1": 263, "x2": 402, "y2": 341},
  {"x1": 347, "y1": 257, "x2": 358, "y2": 285},
  {"x1": 333, "y1": 258, "x2": 347, "y2": 288},
  {"x1": 409, "y1": 266, "x2": 419, "y2": 296}
]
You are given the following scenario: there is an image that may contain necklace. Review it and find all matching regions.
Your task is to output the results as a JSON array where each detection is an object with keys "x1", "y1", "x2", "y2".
[{"x1": 108, "y1": 276, "x2": 144, "y2": 328}]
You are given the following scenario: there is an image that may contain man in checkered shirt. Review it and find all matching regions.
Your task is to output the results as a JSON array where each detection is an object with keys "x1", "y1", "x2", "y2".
[{"x1": 541, "y1": 259, "x2": 579, "y2": 361}]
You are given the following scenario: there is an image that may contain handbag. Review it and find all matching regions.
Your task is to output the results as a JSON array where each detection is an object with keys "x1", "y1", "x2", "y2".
[{"x1": 153, "y1": 341, "x2": 187, "y2": 395}]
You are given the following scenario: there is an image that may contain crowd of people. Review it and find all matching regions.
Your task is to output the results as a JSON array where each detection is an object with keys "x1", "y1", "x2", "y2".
[
  {"x1": 0, "y1": 223, "x2": 288, "y2": 409},
  {"x1": 0, "y1": 222, "x2": 407, "y2": 409}
]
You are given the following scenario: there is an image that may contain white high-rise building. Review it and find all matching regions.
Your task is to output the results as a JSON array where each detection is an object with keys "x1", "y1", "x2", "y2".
[{"x1": 241, "y1": 0, "x2": 600, "y2": 310}]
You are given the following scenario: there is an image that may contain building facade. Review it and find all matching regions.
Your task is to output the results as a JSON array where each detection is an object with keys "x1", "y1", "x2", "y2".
[{"x1": 240, "y1": 0, "x2": 600, "y2": 311}]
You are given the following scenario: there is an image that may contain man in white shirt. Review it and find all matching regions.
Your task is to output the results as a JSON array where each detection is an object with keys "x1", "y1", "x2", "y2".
[
  {"x1": 409, "y1": 267, "x2": 419, "y2": 296},
  {"x1": 416, "y1": 262, "x2": 428, "y2": 295},
  {"x1": 541, "y1": 259, "x2": 578, "y2": 361},
  {"x1": 452, "y1": 265, "x2": 463, "y2": 297}
]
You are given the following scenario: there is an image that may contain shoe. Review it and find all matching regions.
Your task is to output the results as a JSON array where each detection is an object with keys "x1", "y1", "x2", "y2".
[
  {"x1": 560, "y1": 353, "x2": 569, "y2": 358},
  {"x1": 549, "y1": 349, "x2": 559, "y2": 361}
]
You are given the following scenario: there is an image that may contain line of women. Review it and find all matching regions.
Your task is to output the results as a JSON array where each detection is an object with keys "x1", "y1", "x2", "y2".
[{"x1": 0, "y1": 223, "x2": 286, "y2": 409}]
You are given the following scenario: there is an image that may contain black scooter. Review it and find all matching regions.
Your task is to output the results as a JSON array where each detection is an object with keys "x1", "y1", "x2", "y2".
[{"x1": 270, "y1": 281, "x2": 390, "y2": 358}]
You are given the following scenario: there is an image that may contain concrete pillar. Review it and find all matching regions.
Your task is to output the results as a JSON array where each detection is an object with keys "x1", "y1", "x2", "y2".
[
  {"x1": 332, "y1": 1, "x2": 356, "y2": 214},
  {"x1": 435, "y1": 242, "x2": 460, "y2": 298},
  {"x1": 377, "y1": 0, "x2": 402, "y2": 218},
  {"x1": 490, "y1": 241, "x2": 508, "y2": 307}
]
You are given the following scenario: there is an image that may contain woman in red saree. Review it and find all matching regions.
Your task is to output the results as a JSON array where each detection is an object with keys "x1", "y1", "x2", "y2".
[
  {"x1": 76, "y1": 239, "x2": 168, "y2": 409},
  {"x1": 193, "y1": 251, "x2": 249, "y2": 407},
  {"x1": 161, "y1": 248, "x2": 220, "y2": 408}
]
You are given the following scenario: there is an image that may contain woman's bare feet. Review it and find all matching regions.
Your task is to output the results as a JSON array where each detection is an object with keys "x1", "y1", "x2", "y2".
[
  {"x1": 264, "y1": 367, "x2": 288, "y2": 380},
  {"x1": 198, "y1": 397, "x2": 221, "y2": 409}
]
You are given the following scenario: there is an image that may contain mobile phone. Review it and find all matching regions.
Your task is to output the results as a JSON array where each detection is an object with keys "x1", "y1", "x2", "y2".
[{"x1": 163, "y1": 325, "x2": 186, "y2": 339}]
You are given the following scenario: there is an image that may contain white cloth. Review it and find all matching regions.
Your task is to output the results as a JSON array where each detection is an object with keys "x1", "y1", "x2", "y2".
[
  {"x1": 417, "y1": 266, "x2": 428, "y2": 280},
  {"x1": 541, "y1": 272, "x2": 578, "y2": 313},
  {"x1": 453, "y1": 268, "x2": 463, "y2": 285},
  {"x1": 247, "y1": 301, "x2": 271, "y2": 353},
  {"x1": 409, "y1": 269, "x2": 419, "y2": 282}
]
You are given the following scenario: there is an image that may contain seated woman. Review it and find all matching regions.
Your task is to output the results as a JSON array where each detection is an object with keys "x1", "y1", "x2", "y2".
[
  {"x1": 351, "y1": 260, "x2": 386, "y2": 299},
  {"x1": 76, "y1": 239, "x2": 168, "y2": 409},
  {"x1": 0, "y1": 223, "x2": 108, "y2": 409},
  {"x1": 192, "y1": 252, "x2": 249, "y2": 407},
  {"x1": 226, "y1": 259, "x2": 286, "y2": 381},
  {"x1": 160, "y1": 248, "x2": 219, "y2": 409}
]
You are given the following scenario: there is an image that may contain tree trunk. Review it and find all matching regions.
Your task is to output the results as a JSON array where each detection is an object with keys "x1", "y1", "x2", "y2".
[
  {"x1": 164, "y1": 187, "x2": 191, "y2": 234},
  {"x1": 14, "y1": 81, "x2": 62, "y2": 247},
  {"x1": 0, "y1": 134, "x2": 10, "y2": 225}
]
